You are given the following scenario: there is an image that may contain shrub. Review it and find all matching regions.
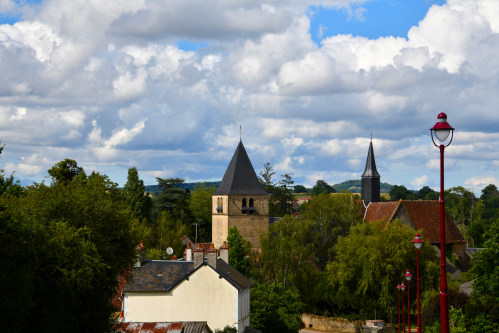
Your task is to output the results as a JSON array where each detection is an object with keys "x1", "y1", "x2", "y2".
[{"x1": 420, "y1": 290, "x2": 470, "y2": 328}]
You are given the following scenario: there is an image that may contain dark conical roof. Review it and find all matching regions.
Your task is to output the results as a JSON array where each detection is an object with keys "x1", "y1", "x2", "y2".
[
  {"x1": 361, "y1": 140, "x2": 380, "y2": 178},
  {"x1": 213, "y1": 141, "x2": 268, "y2": 195}
]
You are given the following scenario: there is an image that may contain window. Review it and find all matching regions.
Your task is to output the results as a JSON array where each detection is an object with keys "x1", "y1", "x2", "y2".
[
  {"x1": 242, "y1": 198, "x2": 248, "y2": 214},
  {"x1": 216, "y1": 197, "x2": 223, "y2": 214},
  {"x1": 249, "y1": 198, "x2": 256, "y2": 215}
]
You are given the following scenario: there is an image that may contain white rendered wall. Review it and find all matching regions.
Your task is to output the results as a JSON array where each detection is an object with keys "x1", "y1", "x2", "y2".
[{"x1": 124, "y1": 265, "x2": 248, "y2": 332}]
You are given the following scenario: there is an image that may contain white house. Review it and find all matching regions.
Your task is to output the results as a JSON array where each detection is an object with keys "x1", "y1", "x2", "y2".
[{"x1": 121, "y1": 243, "x2": 251, "y2": 332}]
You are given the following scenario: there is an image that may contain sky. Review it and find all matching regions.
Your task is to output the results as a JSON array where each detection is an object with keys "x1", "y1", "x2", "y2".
[{"x1": 0, "y1": 0, "x2": 499, "y2": 194}]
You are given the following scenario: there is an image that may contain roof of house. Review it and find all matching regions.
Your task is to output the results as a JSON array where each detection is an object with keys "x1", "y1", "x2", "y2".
[
  {"x1": 363, "y1": 200, "x2": 466, "y2": 244},
  {"x1": 115, "y1": 322, "x2": 207, "y2": 333},
  {"x1": 124, "y1": 258, "x2": 251, "y2": 292},
  {"x1": 213, "y1": 141, "x2": 268, "y2": 195},
  {"x1": 361, "y1": 141, "x2": 380, "y2": 178}
]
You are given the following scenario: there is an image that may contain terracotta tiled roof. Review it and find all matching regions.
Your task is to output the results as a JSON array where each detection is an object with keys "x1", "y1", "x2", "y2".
[
  {"x1": 401, "y1": 200, "x2": 466, "y2": 244},
  {"x1": 115, "y1": 322, "x2": 207, "y2": 333},
  {"x1": 364, "y1": 201, "x2": 399, "y2": 223}
]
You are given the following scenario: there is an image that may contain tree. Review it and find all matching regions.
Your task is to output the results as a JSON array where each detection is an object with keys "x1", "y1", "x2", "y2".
[
  {"x1": 153, "y1": 211, "x2": 188, "y2": 259},
  {"x1": 259, "y1": 163, "x2": 295, "y2": 217},
  {"x1": 0, "y1": 172, "x2": 138, "y2": 333},
  {"x1": 250, "y1": 282, "x2": 304, "y2": 333},
  {"x1": 310, "y1": 180, "x2": 335, "y2": 196},
  {"x1": 471, "y1": 218, "x2": 499, "y2": 302},
  {"x1": 299, "y1": 192, "x2": 362, "y2": 270},
  {"x1": 389, "y1": 185, "x2": 412, "y2": 200},
  {"x1": 152, "y1": 177, "x2": 185, "y2": 219},
  {"x1": 214, "y1": 326, "x2": 238, "y2": 333},
  {"x1": 189, "y1": 182, "x2": 216, "y2": 242},
  {"x1": 417, "y1": 186, "x2": 435, "y2": 199},
  {"x1": 324, "y1": 220, "x2": 439, "y2": 321},
  {"x1": 480, "y1": 184, "x2": 499, "y2": 200},
  {"x1": 294, "y1": 185, "x2": 307, "y2": 193},
  {"x1": 227, "y1": 226, "x2": 251, "y2": 276},
  {"x1": 121, "y1": 167, "x2": 152, "y2": 222},
  {"x1": 445, "y1": 186, "x2": 480, "y2": 246},
  {"x1": 47, "y1": 158, "x2": 85, "y2": 183}
]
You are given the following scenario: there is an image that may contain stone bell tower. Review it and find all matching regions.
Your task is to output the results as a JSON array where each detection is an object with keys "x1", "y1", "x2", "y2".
[
  {"x1": 361, "y1": 138, "x2": 381, "y2": 206},
  {"x1": 212, "y1": 140, "x2": 269, "y2": 249}
]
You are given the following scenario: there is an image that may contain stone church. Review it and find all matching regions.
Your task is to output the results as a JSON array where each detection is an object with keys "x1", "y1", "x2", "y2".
[{"x1": 212, "y1": 140, "x2": 269, "y2": 249}]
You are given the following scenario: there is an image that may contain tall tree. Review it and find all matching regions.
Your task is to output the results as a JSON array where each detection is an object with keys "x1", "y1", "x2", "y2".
[
  {"x1": 258, "y1": 163, "x2": 295, "y2": 217},
  {"x1": 121, "y1": 167, "x2": 152, "y2": 222},
  {"x1": 47, "y1": 158, "x2": 85, "y2": 183},
  {"x1": 310, "y1": 180, "x2": 336, "y2": 196},
  {"x1": 293, "y1": 185, "x2": 308, "y2": 193},
  {"x1": 152, "y1": 177, "x2": 185, "y2": 219},
  {"x1": 227, "y1": 226, "x2": 251, "y2": 276},
  {"x1": 389, "y1": 184, "x2": 412, "y2": 200},
  {"x1": 445, "y1": 186, "x2": 480, "y2": 245},
  {"x1": 189, "y1": 182, "x2": 215, "y2": 243},
  {"x1": 152, "y1": 211, "x2": 188, "y2": 259},
  {"x1": 0, "y1": 172, "x2": 138, "y2": 333},
  {"x1": 324, "y1": 220, "x2": 439, "y2": 321},
  {"x1": 418, "y1": 186, "x2": 435, "y2": 199}
]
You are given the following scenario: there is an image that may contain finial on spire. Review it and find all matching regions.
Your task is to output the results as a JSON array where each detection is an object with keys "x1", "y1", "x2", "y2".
[
  {"x1": 370, "y1": 131, "x2": 372, "y2": 141},
  {"x1": 240, "y1": 125, "x2": 242, "y2": 142}
]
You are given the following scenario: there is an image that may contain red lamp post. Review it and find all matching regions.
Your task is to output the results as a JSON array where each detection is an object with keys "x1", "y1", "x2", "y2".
[
  {"x1": 430, "y1": 112, "x2": 454, "y2": 333},
  {"x1": 405, "y1": 270, "x2": 413, "y2": 332},
  {"x1": 397, "y1": 284, "x2": 402, "y2": 333},
  {"x1": 413, "y1": 233, "x2": 424, "y2": 333},
  {"x1": 401, "y1": 282, "x2": 406, "y2": 333}
]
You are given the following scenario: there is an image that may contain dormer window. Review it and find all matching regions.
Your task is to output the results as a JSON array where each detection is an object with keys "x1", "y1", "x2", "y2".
[
  {"x1": 242, "y1": 198, "x2": 248, "y2": 214},
  {"x1": 216, "y1": 197, "x2": 223, "y2": 214},
  {"x1": 248, "y1": 198, "x2": 256, "y2": 215}
]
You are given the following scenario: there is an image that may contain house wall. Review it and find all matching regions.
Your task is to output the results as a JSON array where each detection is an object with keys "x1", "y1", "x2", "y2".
[
  {"x1": 238, "y1": 286, "x2": 250, "y2": 331},
  {"x1": 212, "y1": 194, "x2": 269, "y2": 249},
  {"x1": 393, "y1": 208, "x2": 416, "y2": 229},
  {"x1": 124, "y1": 265, "x2": 247, "y2": 332},
  {"x1": 453, "y1": 242, "x2": 469, "y2": 271}
]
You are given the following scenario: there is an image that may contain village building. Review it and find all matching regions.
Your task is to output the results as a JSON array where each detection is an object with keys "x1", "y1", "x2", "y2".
[
  {"x1": 121, "y1": 243, "x2": 251, "y2": 332},
  {"x1": 212, "y1": 140, "x2": 269, "y2": 249}
]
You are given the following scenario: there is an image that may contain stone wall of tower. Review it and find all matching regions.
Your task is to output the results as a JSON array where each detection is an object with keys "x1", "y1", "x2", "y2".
[
  {"x1": 212, "y1": 194, "x2": 269, "y2": 249},
  {"x1": 361, "y1": 177, "x2": 380, "y2": 206}
]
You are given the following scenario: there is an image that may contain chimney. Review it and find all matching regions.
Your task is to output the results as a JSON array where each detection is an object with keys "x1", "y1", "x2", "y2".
[
  {"x1": 134, "y1": 243, "x2": 146, "y2": 267},
  {"x1": 193, "y1": 243, "x2": 204, "y2": 268},
  {"x1": 207, "y1": 243, "x2": 217, "y2": 268},
  {"x1": 186, "y1": 242, "x2": 193, "y2": 261},
  {"x1": 220, "y1": 241, "x2": 230, "y2": 264}
]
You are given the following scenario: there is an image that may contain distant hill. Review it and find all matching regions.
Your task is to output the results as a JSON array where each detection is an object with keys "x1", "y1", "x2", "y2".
[
  {"x1": 333, "y1": 179, "x2": 393, "y2": 193},
  {"x1": 144, "y1": 181, "x2": 221, "y2": 194}
]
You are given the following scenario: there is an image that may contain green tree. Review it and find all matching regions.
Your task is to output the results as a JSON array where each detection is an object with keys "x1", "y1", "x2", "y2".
[
  {"x1": 324, "y1": 221, "x2": 439, "y2": 321},
  {"x1": 310, "y1": 180, "x2": 335, "y2": 196},
  {"x1": 250, "y1": 282, "x2": 304, "y2": 333},
  {"x1": 294, "y1": 185, "x2": 308, "y2": 193},
  {"x1": 445, "y1": 186, "x2": 481, "y2": 246},
  {"x1": 214, "y1": 326, "x2": 238, "y2": 333},
  {"x1": 259, "y1": 163, "x2": 295, "y2": 217},
  {"x1": 425, "y1": 191, "x2": 440, "y2": 200},
  {"x1": 299, "y1": 192, "x2": 362, "y2": 270},
  {"x1": 154, "y1": 211, "x2": 188, "y2": 259},
  {"x1": 152, "y1": 177, "x2": 185, "y2": 220},
  {"x1": 389, "y1": 185, "x2": 413, "y2": 200},
  {"x1": 189, "y1": 182, "x2": 216, "y2": 242},
  {"x1": 47, "y1": 158, "x2": 86, "y2": 183},
  {"x1": 0, "y1": 172, "x2": 138, "y2": 333},
  {"x1": 121, "y1": 167, "x2": 152, "y2": 222},
  {"x1": 471, "y1": 219, "x2": 499, "y2": 302},
  {"x1": 480, "y1": 184, "x2": 499, "y2": 200},
  {"x1": 417, "y1": 186, "x2": 435, "y2": 200},
  {"x1": 227, "y1": 226, "x2": 251, "y2": 276}
]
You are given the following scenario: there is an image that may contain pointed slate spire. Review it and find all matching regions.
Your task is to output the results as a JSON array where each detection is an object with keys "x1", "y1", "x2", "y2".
[
  {"x1": 214, "y1": 141, "x2": 268, "y2": 195},
  {"x1": 361, "y1": 139, "x2": 381, "y2": 205},
  {"x1": 361, "y1": 140, "x2": 380, "y2": 178}
]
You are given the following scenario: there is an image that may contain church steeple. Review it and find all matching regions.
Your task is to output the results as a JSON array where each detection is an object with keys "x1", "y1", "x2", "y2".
[
  {"x1": 214, "y1": 141, "x2": 268, "y2": 195},
  {"x1": 361, "y1": 139, "x2": 380, "y2": 205}
]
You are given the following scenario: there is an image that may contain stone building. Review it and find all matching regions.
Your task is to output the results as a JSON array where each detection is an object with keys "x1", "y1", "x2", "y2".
[{"x1": 212, "y1": 140, "x2": 269, "y2": 249}]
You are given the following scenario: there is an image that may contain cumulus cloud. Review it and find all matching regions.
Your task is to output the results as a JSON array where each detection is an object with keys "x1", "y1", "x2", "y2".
[
  {"x1": 0, "y1": 0, "x2": 498, "y2": 190},
  {"x1": 411, "y1": 175, "x2": 429, "y2": 189}
]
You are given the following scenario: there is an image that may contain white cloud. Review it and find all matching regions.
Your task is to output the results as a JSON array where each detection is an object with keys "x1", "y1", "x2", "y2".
[
  {"x1": 410, "y1": 175, "x2": 429, "y2": 189},
  {"x1": 464, "y1": 176, "x2": 499, "y2": 192}
]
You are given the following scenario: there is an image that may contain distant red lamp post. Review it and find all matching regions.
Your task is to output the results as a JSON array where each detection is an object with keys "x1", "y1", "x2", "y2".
[
  {"x1": 405, "y1": 270, "x2": 413, "y2": 332},
  {"x1": 401, "y1": 282, "x2": 406, "y2": 333},
  {"x1": 413, "y1": 233, "x2": 424, "y2": 333},
  {"x1": 430, "y1": 112, "x2": 454, "y2": 333},
  {"x1": 397, "y1": 284, "x2": 402, "y2": 333}
]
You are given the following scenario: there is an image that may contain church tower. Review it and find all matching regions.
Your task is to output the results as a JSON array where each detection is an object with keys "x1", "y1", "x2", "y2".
[
  {"x1": 212, "y1": 141, "x2": 269, "y2": 249},
  {"x1": 361, "y1": 139, "x2": 381, "y2": 206}
]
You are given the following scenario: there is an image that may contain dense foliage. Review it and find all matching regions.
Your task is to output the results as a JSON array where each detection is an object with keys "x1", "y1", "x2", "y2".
[
  {"x1": 226, "y1": 226, "x2": 251, "y2": 276},
  {"x1": 310, "y1": 179, "x2": 335, "y2": 196},
  {"x1": 259, "y1": 162, "x2": 295, "y2": 217},
  {"x1": 0, "y1": 172, "x2": 138, "y2": 333},
  {"x1": 250, "y1": 282, "x2": 304, "y2": 333}
]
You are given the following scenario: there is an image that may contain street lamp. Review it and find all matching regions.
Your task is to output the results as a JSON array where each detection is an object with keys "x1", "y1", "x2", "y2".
[
  {"x1": 397, "y1": 284, "x2": 402, "y2": 333},
  {"x1": 430, "y1": 112, "x2": 454, "y2": 333},
  {"x1": 405, "y1": 270, "x2": 413, "y2": 333},
  {"x1": 412, "y1": 233, "x2": 424, "y2": 333},
  {"x1": 401, "y1": 282, "x2": 406, "y2": 333}
]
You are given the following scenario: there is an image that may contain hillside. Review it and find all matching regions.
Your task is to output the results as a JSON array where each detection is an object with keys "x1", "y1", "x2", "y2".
[
  {"x1": 144, "y1": 181, "x2": 221, "y2": 194},
  {"x1": 332, "y1": 179, "x2": 393, "y2": 193}
]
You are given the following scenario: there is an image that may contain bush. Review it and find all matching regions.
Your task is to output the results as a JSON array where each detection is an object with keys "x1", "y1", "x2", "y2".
[
  {"x1": 421, "y1": 290, "x2": 470, "y2": 328},
  {"x1": 214, "y1": 326, "x2": 238, "y2": 333}
]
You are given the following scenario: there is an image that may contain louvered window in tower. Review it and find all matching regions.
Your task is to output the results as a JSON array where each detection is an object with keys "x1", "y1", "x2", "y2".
[
  {"x1": 216, "y1": 197, "x2": 223, "y2": 213},
  {"x1": 248, "y1": 198, "x2": 256, "y2": 215},
  {"x1": 242, "y1": 198, "x2": 248, "y2": 214}
]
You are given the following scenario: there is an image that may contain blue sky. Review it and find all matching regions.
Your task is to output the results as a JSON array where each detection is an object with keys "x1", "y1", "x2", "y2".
[{"x1": 1, "y1": 0, "x2": 499, "y2": 194}]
